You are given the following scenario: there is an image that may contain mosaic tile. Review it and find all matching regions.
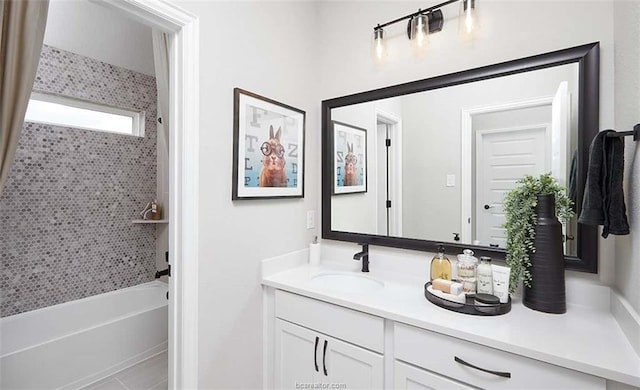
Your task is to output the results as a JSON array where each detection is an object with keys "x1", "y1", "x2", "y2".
[{"x1": 0, "y1": 45, "x2": 158, "y2": 317}]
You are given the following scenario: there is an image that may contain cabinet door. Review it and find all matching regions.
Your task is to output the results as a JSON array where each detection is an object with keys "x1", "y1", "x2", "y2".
[
  {"x1": 275, "y1": 319, "x2": 322, "y2": 389},
  {"x1": 394, "y1": 361, "x2": 474, "y2": 390},
  {"x1": 322, "y1": 334, "x2": 384, "y2": 390}
]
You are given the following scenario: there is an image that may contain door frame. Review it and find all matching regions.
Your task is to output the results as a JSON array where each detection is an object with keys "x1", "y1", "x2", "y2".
[
  {"x1": 94, "y1": 0, "x2": 200, "y2": 388},
  {"x1": 460, "y1": 96, "x2": 553, "y2": 243},
  {"x1": 374, "y1": 109, "x2": 403, "y2": 237}
]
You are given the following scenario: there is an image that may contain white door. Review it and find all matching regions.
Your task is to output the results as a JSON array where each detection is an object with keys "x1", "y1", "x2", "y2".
[
  {"x1": 323, "y1": 334, "x2": 384, "y2": 390},
  {"x1": 274, "y1": 319, "x2": 322, "y2": 389},
  {"x1": 394, "y1": 361, "x2": 475, "y2": 390},
  {"x1": 475, "y1": 125, "x2": 550, "y2": 248}
]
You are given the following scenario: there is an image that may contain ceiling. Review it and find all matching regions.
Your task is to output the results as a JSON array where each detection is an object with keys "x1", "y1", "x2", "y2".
[{"x1": 44, "y1": 0, "x2": 155, "y2": 76}]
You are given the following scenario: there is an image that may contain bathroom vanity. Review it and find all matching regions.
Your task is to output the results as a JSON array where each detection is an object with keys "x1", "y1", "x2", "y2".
[
  {"x1": 261, "y1": 41, "x2": 639, "y2": 390},
  {"x1": 261, "y1": 248, "x2": 640, "y2": 390}
]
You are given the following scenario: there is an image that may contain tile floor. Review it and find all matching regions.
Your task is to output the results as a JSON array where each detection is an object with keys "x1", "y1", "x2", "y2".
[{"x1": 82, "y1": 352, "x2": 167, "y2": 390}]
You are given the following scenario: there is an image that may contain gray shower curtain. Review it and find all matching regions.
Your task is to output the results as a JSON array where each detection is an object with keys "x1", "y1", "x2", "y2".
[{"x1": 0, "y1": 0, "x2": 49, "y2": 193}]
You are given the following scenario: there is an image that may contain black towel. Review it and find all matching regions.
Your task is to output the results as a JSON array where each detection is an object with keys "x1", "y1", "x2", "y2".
[{"x1": 578, "y1": 130, "x2": 630, "y2": 238}]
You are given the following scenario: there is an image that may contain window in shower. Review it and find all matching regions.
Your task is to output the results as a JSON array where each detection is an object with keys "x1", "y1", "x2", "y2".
[{"x1": 25, "y1": 92, "x2": 145, "y2": 136}]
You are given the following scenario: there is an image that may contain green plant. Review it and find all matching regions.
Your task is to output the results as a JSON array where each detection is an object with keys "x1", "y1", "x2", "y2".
[{"x1": 503, "y1": 173, "x2": 574, "y2": 293}]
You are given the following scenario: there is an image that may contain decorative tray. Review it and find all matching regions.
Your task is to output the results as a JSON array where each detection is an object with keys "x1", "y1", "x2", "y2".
[{"x1": 424, "y1": 282, "x2": 511, "y2": 316}]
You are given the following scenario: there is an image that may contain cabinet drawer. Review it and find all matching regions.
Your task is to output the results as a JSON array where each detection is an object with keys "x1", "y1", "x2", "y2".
[
  {"x1": 395, "y1": 360, "x2": 474, "y2": 390},
  {"x1": 275, "y1": 290, "x2": 384, "y2": 353},
  {"x1": 394, "y1": 323, "x2": 605, "y2": 390}
]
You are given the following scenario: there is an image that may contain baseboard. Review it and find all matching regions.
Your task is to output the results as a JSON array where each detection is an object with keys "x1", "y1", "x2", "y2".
[
  {"x1": 61, "y1": 342, "x2": 168, "y2": 390},
  {"x1": 611, "y1": 290, "x2": 640, "y2": 357}
]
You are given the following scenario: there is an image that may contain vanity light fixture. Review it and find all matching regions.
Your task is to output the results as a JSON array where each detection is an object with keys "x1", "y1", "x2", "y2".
[{"x1": 373, "y1": 0, "x2": 479, "y2": 60}]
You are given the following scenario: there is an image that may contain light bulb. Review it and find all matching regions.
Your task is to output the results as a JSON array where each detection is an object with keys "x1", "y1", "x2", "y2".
[
  {"x1": 372, "y1": 28, "x2": 387, "y2": 62},
  {"x1": 410, "y1": 13, "x2": 429, "y2": 54},
  {"x1": 464, "y1": 13, "x2": 474, "y2": 33},
  {"x1": 459, "y1": 0, "x2": 479, "y2": 38}
]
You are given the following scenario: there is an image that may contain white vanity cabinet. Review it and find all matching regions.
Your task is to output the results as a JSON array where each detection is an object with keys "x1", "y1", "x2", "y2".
[
  {"x1": 273, "y1": 290, "x2": 384, "y2": 390},
  {"x1": 394, "y1": 323, "x2": 606, "y2": 390},
  {"x1": 263, "y1": 260, "x2": 640, "y2": 389}
]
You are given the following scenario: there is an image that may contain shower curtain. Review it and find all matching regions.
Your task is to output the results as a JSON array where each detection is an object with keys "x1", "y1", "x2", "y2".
[{"x1": 0, "y1": 0, "x2": 49, "y2": 193}]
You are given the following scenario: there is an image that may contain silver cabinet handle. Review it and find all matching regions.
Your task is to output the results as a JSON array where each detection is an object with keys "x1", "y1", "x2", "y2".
[{"x1": 454, "y1": 356, "x2": 511, "y2": 378}]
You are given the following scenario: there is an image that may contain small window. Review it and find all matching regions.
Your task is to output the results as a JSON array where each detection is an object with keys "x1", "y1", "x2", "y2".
[{"x1": 25, "y1": 92, "x2": 145, "y2": 137}]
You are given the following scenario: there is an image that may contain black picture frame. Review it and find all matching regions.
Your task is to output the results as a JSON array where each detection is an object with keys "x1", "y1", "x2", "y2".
[
  {"x1": 332, "y1": 121, "x2": 368, "y2": 195},
  {"x1": 232, "y1": 88, "x2": 305, "y2": 200},
  {"x1": 322, "y1": 42, "x2": 600, "y2": 273}
]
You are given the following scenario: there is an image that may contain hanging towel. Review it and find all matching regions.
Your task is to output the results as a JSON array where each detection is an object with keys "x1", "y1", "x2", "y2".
[{"x1": 578, "y1": 130, "x2": 630, "y2": 238}]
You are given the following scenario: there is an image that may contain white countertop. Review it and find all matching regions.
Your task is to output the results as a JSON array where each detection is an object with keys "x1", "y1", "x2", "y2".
[{"x1": 262, "y1": 259, "x2": 640, "y2": 387}]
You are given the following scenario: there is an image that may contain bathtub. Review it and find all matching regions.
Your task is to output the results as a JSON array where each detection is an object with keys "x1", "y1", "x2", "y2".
[{"x1": 0, "y1": 281, "x2": 168, "y2": 389}]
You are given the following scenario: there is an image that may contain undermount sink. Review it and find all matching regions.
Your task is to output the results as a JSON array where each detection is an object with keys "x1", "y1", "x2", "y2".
[{"x1": 309, "y1": 273, "x2": 384, "y2": 294}]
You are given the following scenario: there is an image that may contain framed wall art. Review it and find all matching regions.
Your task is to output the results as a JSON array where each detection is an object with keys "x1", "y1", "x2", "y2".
[
  {"x1": 333, "y1": 121, "x2": 367, "y2": 195},
  {"x1": 232, "y1": 88, "x2": 305, "y2": 199}
]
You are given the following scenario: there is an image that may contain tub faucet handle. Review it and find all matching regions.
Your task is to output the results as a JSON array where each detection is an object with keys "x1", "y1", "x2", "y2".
[{"x1": 155, "y1": 265, "x2": 170, "y2": 278}]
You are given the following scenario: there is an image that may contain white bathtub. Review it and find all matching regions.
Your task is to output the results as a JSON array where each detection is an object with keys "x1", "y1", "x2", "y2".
[{"x1": 0, "y1": 281, "x2": 168, "y2": 389}]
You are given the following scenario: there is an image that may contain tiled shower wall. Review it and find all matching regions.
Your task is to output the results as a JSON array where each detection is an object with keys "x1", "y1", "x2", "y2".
[{"x1": 0, "y1": 45, "x2": 158, "y2": 317}]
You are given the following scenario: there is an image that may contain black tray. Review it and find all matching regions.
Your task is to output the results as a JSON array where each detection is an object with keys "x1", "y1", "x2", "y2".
[{"x1": 424, "y1": 282, "x2": 511, "y2": 316}]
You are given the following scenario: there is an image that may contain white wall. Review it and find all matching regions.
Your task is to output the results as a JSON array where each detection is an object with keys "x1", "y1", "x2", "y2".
[
  {"x1": 176, "y1": 2, "x2": 320, "y2": 389},
  {"x1": 44, "y1": 0, "x2": 155, "y2": 76},
  {"x1": 613, "y1": 1, "x2": 640, "y2": 314},
  {"x1": 317, "y1": 0, "x2": 616, "y2": 283}
]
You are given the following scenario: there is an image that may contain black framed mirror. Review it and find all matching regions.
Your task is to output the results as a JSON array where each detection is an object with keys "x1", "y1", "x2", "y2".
[{"x1": 322, "y1": 42, "x2": 599, "y2": 273}]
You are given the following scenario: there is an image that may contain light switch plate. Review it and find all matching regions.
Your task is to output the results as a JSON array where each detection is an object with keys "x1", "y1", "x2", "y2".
[
  {"x1": 446, "y1": 174, "x2": 456, "y2": 187},
  {"x1": 306, "y1": 210, "x2": 315, "y2": 229}
]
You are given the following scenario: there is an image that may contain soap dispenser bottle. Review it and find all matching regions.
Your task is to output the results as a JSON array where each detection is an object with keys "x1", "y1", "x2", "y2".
[{"x1": 430, "y1": 244, "x2": 451, "y2": 282}]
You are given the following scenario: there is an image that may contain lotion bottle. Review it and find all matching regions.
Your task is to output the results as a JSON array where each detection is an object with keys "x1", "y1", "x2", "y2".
[
  {"x1": 430, "y1": 244, "x2": 451, "y2": 282},
  {"x1": 476, "y1": 256, "x2": 493, "y2": 294}
]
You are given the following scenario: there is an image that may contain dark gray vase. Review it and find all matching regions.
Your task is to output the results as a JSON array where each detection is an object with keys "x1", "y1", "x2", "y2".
[{"x1": 523, "y1": 193, "x2": 566, "y2": 314}]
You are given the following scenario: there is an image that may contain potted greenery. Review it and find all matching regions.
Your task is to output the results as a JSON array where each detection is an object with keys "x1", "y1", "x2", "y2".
[{"x1": 503, "y1": 173, "x2": 575, "y2": 299}]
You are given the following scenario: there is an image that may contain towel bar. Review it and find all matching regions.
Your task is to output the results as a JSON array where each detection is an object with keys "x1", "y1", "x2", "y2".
[{"x1": 605, "y1": 123, "x2": 639, "y2": 141}]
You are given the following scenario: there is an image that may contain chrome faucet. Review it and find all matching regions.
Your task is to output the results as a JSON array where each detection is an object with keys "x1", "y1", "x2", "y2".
[{"x1": 353, "y1": 243, "x2": 369, "y2": 272}]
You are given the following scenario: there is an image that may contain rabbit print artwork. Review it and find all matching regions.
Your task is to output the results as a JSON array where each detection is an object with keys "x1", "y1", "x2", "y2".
[
  {"x1": 259, "y1": 125, "x2": 288, "y2": 187},
  {"x1": 332, "y1": 121, "x2": 365, "y2": 195},
  {"x1": 343, "y1": 142, "x2": 358, "y2": 186},
  {"x1": 232, "y1": 88, "x2": 304, "y2": 199}
]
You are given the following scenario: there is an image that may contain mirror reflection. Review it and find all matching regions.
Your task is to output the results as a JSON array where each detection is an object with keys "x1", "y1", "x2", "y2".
[{"x1": 331, "y1": 63, "x2": 579, "y2": 256}]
